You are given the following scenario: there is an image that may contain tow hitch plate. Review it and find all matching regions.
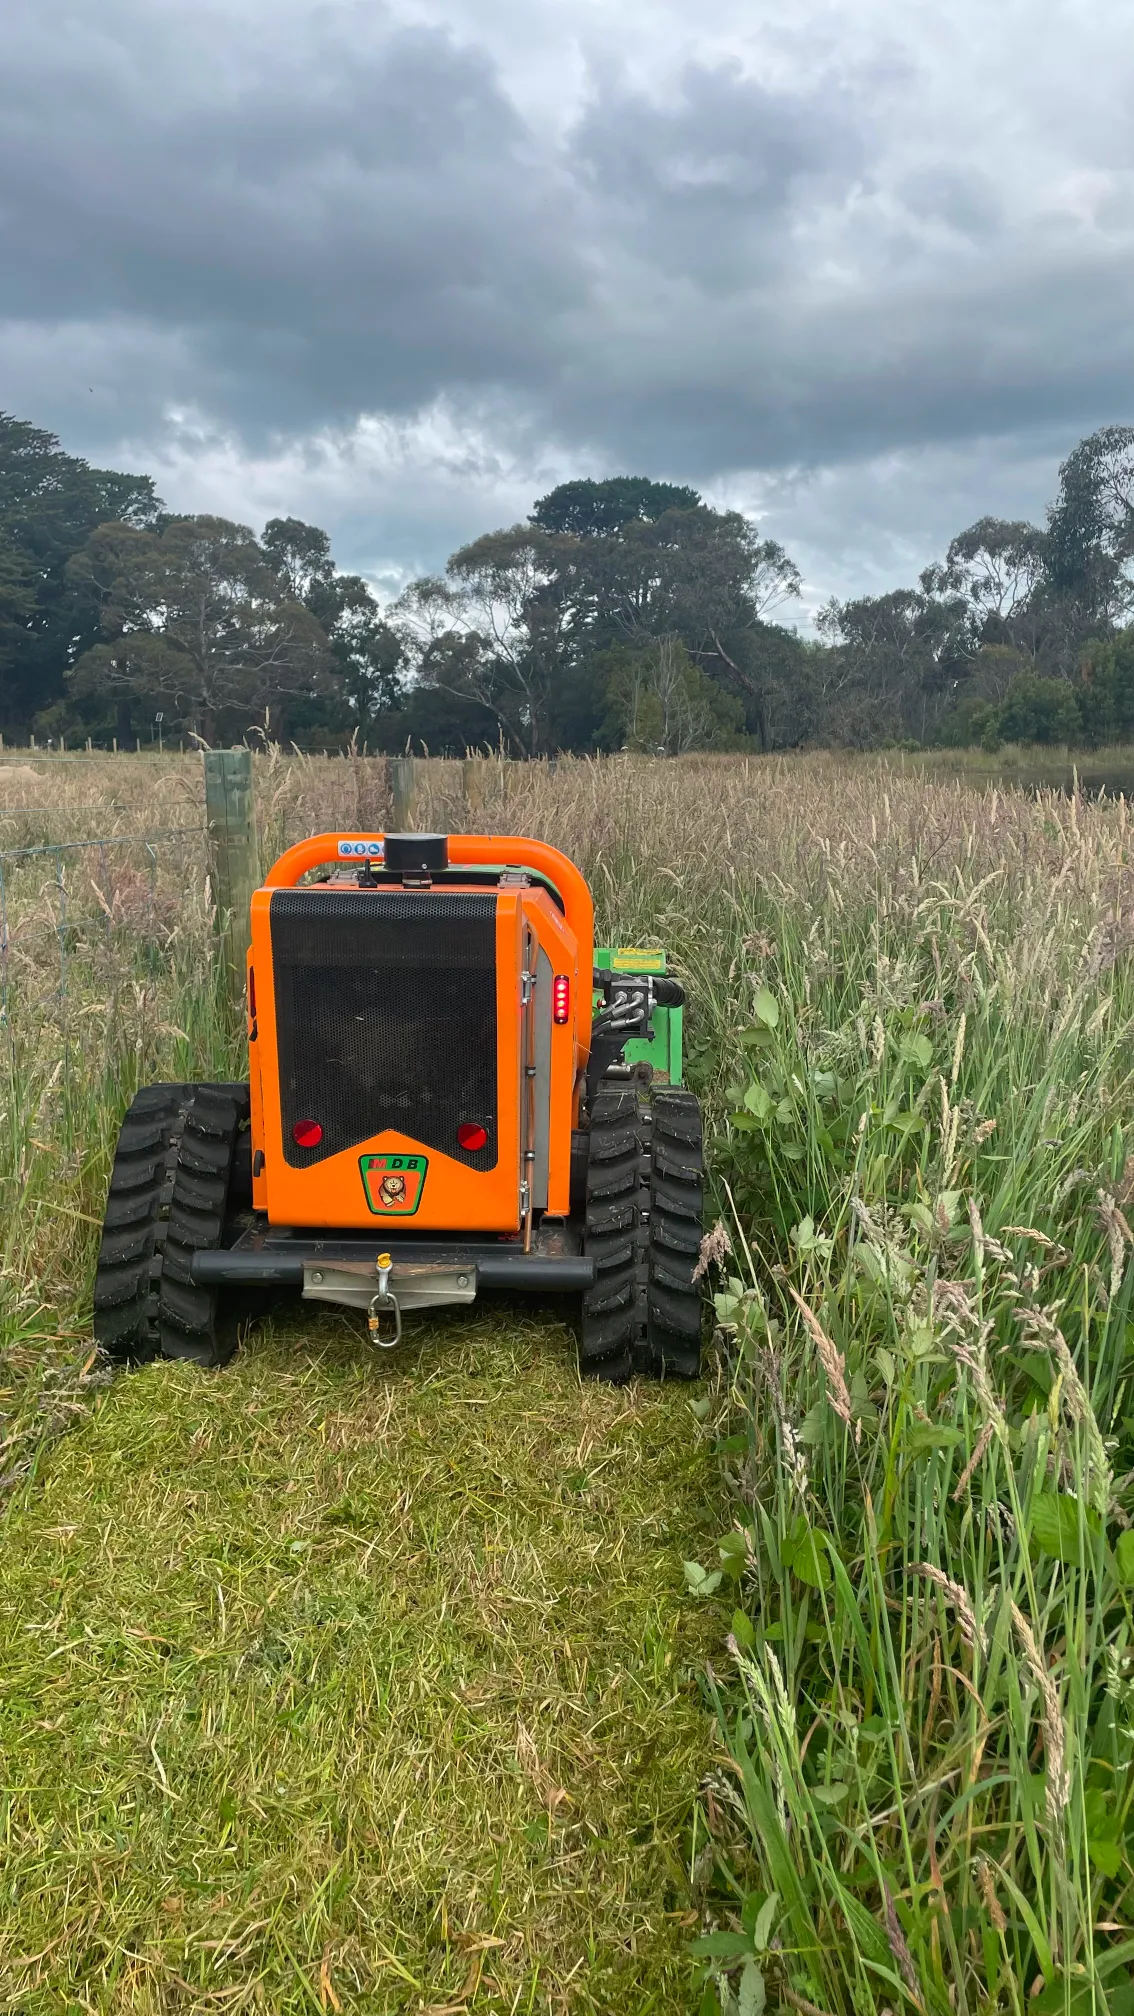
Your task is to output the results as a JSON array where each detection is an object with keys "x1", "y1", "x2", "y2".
[{"x1": 302, "y1": 1257, "x2": 478, "y2": 1328}]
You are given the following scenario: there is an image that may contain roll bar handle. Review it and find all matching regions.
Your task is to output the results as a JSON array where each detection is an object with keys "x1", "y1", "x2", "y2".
[{"x1": 262, "y1": 830, "x2": 595, "y2": 956}]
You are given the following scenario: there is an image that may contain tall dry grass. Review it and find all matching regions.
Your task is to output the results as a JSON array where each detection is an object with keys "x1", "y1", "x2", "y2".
[{"x1": 2, "y1": 750, "x2": 1133, "y2": 2013}]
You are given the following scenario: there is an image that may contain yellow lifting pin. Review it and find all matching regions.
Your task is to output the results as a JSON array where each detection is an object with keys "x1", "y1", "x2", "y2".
[{"x1": 368, "y1": 1252, "x2": 401, "y2": 1349}]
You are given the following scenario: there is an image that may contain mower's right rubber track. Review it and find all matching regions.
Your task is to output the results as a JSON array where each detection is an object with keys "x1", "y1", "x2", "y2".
[
  {"x1": 581, "y1": 1085, "x2": 704, "y2": 1382},
  {"x1": 580, "y1": 1088, "x2": 649, "y2": 1382},
  {"x1": 646, "y1": 1089, "x2": 704, "y2": 1378}
]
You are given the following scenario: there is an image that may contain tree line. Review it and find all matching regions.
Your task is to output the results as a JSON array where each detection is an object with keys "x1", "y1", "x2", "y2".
[{"x1": 2, "y1": 408, "x2": 1133, "y2": 752}]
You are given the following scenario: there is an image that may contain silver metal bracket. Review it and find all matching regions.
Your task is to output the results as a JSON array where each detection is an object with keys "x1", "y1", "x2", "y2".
[{"x1": 303, "y1": 1256, "x2": 478, "y2": 1327}]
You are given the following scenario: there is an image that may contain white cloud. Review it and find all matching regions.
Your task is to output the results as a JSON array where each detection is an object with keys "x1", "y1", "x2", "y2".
[{"x1": 126, "y1": 401, "x2": 581, "y2": 597}]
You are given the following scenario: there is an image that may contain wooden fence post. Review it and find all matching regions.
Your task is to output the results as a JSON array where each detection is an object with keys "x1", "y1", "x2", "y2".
[
  {"x1": 204, "y1": 749, "x2": 258, "y2": 1004},
  {"x1": 389, "y1": 754, "x2": 418, "y2": 830}
]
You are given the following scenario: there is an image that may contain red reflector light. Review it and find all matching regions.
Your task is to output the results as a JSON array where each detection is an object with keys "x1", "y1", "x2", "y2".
[
  {"x1": 292, "y1": 1118, "x2": 323, "y2": 1148},
  {"x1": 457, "y1": 1121, "x2": 488, "y2": 1151},
  {"x1": 552, "y1": 974, "x2": 570, "y2": 1024}
]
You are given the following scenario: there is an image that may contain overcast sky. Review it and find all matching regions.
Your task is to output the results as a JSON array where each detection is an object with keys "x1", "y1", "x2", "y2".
[{"x1": 2, "y1": 0, "x2": 1131, "y2": 613}]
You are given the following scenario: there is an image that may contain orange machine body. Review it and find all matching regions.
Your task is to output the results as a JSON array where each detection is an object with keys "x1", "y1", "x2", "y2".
[{"x1": 247, "y1": 833, "x2": 593, "y2": 1233}]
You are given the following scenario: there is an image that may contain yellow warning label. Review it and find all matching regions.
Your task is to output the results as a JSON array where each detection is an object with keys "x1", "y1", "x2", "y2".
[{"x1": 610, "y1": 948, "x2": 666, "y2": 972}]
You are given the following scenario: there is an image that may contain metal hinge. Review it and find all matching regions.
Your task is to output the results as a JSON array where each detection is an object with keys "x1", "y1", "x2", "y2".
[{"x1": 520, "y1": 969, "x2": 535, "y2": 1004}]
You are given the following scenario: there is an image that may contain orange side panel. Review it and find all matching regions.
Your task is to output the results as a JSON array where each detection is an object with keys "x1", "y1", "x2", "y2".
[
  {"x1": 247, "y1": 948, "x2": 267, "y2": 1211},
  {"x1": 519, "y1": 886, "x2": 581, "y2": 1216}
]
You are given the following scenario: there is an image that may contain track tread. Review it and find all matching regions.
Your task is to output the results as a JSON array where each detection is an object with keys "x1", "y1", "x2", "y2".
[
  {"x1": 580, "y1": 1090, "x2": 645, "y2": 1383},
  {"x1": 650, "y1": 1212, "x2": 702, "y2": 1256},
  {"x1": 584, "y1": 1150, "x2": 641, "y2": 1201},
  {"x1": 93, "y1": 1084, "x2": 193, "y2": 1363},
  {"x1": 158, "y1": 1086, "x2": 250, "y2": 1368},
  {"x1": 587, "y1": 1123, "x2": 640, "y2": 1163},
  {"x1": 584, "y1": 1195, "x2": 636, "y2": 1236},
  {"x1": 101, "y1": 1188, "x2": 161, "y2": 1232},
  {"x1": 644, "y1": 1088, "x2": 704, "y2": 1379}
]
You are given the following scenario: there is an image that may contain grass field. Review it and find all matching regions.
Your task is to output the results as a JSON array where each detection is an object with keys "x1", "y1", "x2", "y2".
[
  {"x1": 1, "y1": 1313, "x2": 722, "y2": 2014},
  {"x1": 3, "y1": 749, "x2": 1134, "y2": 2013}
]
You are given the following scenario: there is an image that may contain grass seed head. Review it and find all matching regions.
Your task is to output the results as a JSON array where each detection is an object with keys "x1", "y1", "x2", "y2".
[
  {"x1": 788, "y1": 1287, "x2": 858, "y2": 1441},
  {"x1": 910, "y1": 1562, "x2": 986, "y2": 1657},
  {"x1": 1010, "y1": 1602, "x2": 1071, "y2": 1827}
]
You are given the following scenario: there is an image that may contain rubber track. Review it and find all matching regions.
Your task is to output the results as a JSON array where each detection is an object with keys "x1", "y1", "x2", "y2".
[
  {"x1": 159, "y1": 1085, "x2": 250, "y2": 1367},
  {"x1": 93, "y1": 1085, "x2": 194, "y2": 1362},
  {"x1": 645, "y1": 1089, "x2": 704, "y2": 1378},
  {"x1": 580, "y1": 1088, "x2": 649, "y2": 1382}
]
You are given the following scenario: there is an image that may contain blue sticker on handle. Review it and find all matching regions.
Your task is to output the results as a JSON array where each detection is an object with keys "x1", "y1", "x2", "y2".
[{"x1": 337, "y1": 839, "x2": 384, "y2": 858}]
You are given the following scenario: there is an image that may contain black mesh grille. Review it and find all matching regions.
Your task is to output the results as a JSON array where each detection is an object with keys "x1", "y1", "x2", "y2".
[{"x1": 270, "y1": 889, "x2": 498, "y2": 1169}]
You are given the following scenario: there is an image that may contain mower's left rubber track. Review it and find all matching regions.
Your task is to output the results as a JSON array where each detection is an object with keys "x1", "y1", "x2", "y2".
[
  {"x1": 93, "y1": 1084, "x2": 195, "y2": 1362},
  {"x1": 157, "y1": 1084, "x2": 251, "y2": 1367}
]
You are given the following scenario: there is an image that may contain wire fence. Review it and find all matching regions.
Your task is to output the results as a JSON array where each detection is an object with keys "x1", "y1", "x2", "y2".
[
  {"x1": 0, "y1": 745, "x2": 636, "y2": 1097},
  {"x1": 0, "y1": 750, "x2": 529, "y2": 1301},
  {"x1": 0, "y1": 826, "x2": 214, "y2": 1111},
  {"x1": 0, "y1": 828, "x2": 208, "y2": 1018}
]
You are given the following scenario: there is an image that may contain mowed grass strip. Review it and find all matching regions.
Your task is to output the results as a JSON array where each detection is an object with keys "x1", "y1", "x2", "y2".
[{"x1": 0, "y1": 1304, "x2": 722, "y2": 2015}]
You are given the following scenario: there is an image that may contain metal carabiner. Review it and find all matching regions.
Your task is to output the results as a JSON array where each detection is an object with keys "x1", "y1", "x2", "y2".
[{"x1": 367, "y1": 1291, "x2": 402, "y2": 1348}]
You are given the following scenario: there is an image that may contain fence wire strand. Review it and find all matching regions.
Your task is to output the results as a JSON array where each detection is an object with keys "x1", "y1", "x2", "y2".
[{"x1": 0, "y1": 828, "x2": 209, "y2": 1082}]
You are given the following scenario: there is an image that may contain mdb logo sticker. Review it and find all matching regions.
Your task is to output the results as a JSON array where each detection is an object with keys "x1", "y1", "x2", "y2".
[
  {"x1": 337, "y1": 839, "x2": 385, "y2": 858},
  {"x1": 360, "y1": 1152, "x2": 427, "y2": 1214}
]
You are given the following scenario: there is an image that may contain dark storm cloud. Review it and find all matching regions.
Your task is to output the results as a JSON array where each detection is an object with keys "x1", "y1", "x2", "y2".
[
  {"x1": 570, "y1": 59, "x2": 863, "y2": 290},
  {"x1": 0, "y1": 3, "x2": 585, "y2": 430},
  {"x1": 551, "y1": 231, "x2": 1134, "y2": 477},
  {"x1": 0, "y1": 3, "x2": 882, "y2": 457},
  {"x1": 1, "y1": 0, "x2": 1133, "y2": 588}
]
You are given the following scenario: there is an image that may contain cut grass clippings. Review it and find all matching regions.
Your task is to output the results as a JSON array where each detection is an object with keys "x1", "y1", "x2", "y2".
[{"x1": 0, "y1": 1302, "x2": 724, "y2": 2015}]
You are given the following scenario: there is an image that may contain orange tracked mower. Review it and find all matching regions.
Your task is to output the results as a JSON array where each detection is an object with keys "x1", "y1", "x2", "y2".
[{"x1": 93, "y1": 832, "x2": 704, "y2": 1382}]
